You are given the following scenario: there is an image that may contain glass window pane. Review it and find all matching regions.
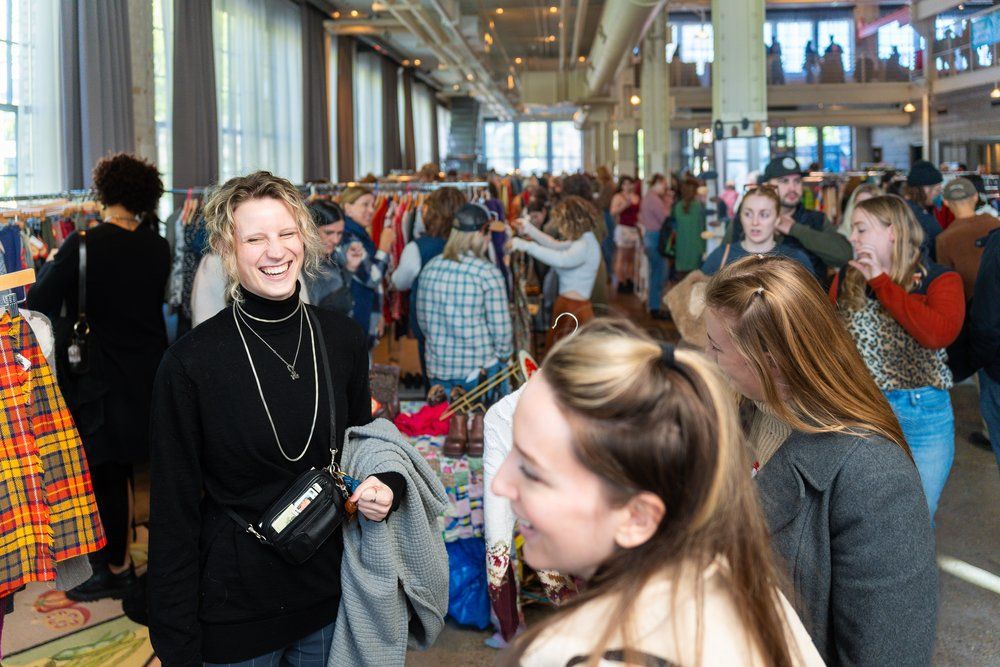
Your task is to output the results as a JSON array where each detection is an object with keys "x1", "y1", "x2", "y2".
[
  {"x1": 518, "y1": 121, "x2": 547, "y2": 174},
  {"x1": 774, "y1": 21, "x2": 812, "y2": 74},
  {"x1": 878, "y1": 22, "x2": 916, "y2": 68},
  {"x1": 679, "y1": 24, "x2": 713, "y2": 76},
  {"x1": 551, "y1": 121, "x2": 581, "y2": 174},
  {"x1": 818, "y1": 20, "x2": 852, "y2": 70},
  {"x1": 822, "y1": 126, "x2": 852, "y2": 172},
  {"x1": 484, "y1": 121, "x2": 514, "y2": 173},
  {"x1": 794, "y1": 127, "x2": 818, "y2": 167}
]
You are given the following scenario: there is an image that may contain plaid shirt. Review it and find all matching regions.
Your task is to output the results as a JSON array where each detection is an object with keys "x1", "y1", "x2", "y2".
[
  {"x1": 0, "y1": 314, "x2": 105, "y2": 597},
  {"x1": 416, "y1": 254, "x2": 513, "y2": 381}
]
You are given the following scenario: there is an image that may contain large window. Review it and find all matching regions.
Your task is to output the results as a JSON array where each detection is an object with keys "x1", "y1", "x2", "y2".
[
  {"x1": 437, "y1": 104, "x2": 451, "y2": 164},
  {"x1": 774, "y1": 21, "x2": 812, "y2": 75},
  {"x1": 214, "y1": 0, "x2": 304, "y2": 182},
  {"x1": 353, "y1": 49, "x2": 383, "y2": 178},
  {"x1": 153, "y1": 0, "x2": 173, "y2": 215},
  {"x1": 822, "y1": 126, "x2": 852, "y2": 172},
  {"x1": 517, "y1": 122, "x2": 547, "y2": 173},
  {"x1": 0, "y1": 0, "x2": 62, "y2": 195},
  {"x1": 793, "y1": 127, "x2": 819, "y2": 167},
  {"x1": 679, "y1": 23, "x2": 714, "y2": 75},
  {"x1": 484, "y1": 121, "x2": 514, "y2": 174},
  {"x1": 878, "y1": 21, "x2": 918, "y2": 68},
  {"x1": 551, "y1": 121, "x2": 582, "y2": 175},
  {"x1": 817, "y1": 19, "x2": 853, "y2": 69},
  {"x1": 483, "y1": 120, "x2": 581, "y2": 174}
]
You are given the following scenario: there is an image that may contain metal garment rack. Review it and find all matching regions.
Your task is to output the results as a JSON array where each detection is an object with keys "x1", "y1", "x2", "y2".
[
  {"x1": 167, "y1": 181, "x2": 490, "y2": 197},
  {"x1": 0, "y1": 189, "x2": 93, "y2": 205}
]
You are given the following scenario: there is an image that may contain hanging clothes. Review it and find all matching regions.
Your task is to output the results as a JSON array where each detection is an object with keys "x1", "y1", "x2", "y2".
[{"x1": 0, "y1": 313, "x2": 105, "y2": 599}]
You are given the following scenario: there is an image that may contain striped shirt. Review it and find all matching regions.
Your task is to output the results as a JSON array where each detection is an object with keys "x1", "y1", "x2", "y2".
[{"x1": 416, "y1": 253, "x2": 513, "y2": 381}]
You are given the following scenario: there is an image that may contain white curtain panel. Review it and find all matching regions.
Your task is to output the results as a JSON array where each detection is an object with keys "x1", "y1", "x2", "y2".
[
  {"x1": 353, "y1": 50, "x2": 382, "y2": 178},
  {"x1": 436, "y1": 104, "x2": 450, "y2": 165},
  {"x1": 214, "y1": 0, "x2": 303, "y2": 182},
  {"x1": 412, "y1": 83, "x2": 434, "y2": 168},
  {"x1": 18, "y1": 0, "x2": 64, "y2": 194}
]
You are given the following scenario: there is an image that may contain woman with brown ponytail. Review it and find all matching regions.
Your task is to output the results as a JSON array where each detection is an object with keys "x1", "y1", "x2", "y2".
[
  {"x1": 492, "y1": 320, "x2": 822, "y2": 667},
  {"x1": 703, "y1": 254, "x2": 937, "y2": 666}
]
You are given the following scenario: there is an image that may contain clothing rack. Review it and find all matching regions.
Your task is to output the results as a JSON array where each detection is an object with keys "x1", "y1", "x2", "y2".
[
  {"x1": 0, "y1": 189, "x2": 93, "y2": 204},
  {"x1": 167, "y1": 181, "x2": 489, "y2": 198}
]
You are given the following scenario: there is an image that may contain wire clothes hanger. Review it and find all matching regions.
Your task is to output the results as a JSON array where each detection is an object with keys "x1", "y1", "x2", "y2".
[{"x1": 552, "y1": 311, "x2": 580, "y2": 337}]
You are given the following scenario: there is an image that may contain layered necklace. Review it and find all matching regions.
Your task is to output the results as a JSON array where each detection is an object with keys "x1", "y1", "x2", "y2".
[{"x1": 232, "y1": 300, "x2": 319, "y2": 462}]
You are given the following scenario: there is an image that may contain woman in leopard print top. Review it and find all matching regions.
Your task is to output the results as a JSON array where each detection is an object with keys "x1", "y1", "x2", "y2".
[{"x1": 831, "y1": 194, "x2": 965, "y2": 520}]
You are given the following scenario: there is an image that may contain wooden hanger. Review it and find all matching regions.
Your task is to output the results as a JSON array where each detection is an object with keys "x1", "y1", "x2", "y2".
[{"x1": 0, "y1": 269, "x2": 36, "y2": 292}]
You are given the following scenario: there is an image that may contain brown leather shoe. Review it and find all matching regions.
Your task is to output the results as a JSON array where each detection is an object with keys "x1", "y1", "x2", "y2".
[
  {"x1": 467, "y1": 411, "x2": 485, "y2": 457},
  {"x1": 444, "y1": 413, "x2": 468, "y2": 457},
  {"x1": 427, "y1": 384, "x2": 447, "y2": 406}
]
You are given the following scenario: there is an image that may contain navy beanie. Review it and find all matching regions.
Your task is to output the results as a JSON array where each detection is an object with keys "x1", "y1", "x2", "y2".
[{"x1": 907, "y1": 160, "x2": 943, "y2": 187}]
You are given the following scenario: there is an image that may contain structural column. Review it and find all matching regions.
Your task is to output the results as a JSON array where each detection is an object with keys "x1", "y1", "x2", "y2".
[
  {"x1": 640, "y1": 19, "x2": 670, "y2": 176},
  {"x1": 710, "y1": 0, "x2": 766, "y2": 139}
]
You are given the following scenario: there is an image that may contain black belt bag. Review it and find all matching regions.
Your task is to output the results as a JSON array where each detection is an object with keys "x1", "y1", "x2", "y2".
[{"x1": 223, "y1": 308, "x2": 354, "y2": 565}]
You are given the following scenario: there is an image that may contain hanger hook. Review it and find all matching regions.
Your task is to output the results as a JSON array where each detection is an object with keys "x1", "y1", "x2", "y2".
[{"x1": 552, "y1": 312, "x2": 580, "y2": 337}]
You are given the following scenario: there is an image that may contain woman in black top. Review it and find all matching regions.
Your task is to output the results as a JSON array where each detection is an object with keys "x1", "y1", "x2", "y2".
[
  {"x1": 148, "y1": 172, "x2": 405, "y2": 667},
  {"x1": 26, "y1": 152, "x2": 171, "y2": 601}
]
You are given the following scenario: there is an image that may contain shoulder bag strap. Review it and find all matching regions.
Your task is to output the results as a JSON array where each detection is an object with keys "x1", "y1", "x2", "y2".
[
  {"x1": 308, "y1": 307, "x2": 339, "y2": 468},
  {"x1": 77, "y1": 230, "x2": 87, "y2": 322},
  {"x1": 720, "y1": 243, "x2": 731, "y2": 269}
]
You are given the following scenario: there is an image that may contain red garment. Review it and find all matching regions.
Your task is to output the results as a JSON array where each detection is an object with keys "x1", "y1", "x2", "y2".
[
  {"x1": 393, "y1": 401, "x2": 451, "y2": 437},
  {"x1": 370, "y1": 197, "x2": 389, "y2": 248},
  {"x1": 829, "y1": 271, "x2": 965, "y2": 349},
  {"x1": 935, "y1": 204, "x2": 955, "y2": 231}
]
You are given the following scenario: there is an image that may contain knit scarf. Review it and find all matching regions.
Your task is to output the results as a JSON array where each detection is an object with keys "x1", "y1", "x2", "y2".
[{"x1": 748, "y1": 401, "x2": 792, "y2": 472}]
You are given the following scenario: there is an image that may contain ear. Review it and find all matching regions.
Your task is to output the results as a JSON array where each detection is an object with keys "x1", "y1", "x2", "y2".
[
  {"x1": 888, "y1": 225, "x2": 897, "y2": 243},
  {"x1": 613, "y1": 492, "x2": 666, "y2": 550}
]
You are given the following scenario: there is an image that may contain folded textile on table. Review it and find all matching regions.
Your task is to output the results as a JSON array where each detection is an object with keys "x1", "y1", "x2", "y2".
[{"x1": 393, "y1": 401, "x2": 451, "y2": 437}]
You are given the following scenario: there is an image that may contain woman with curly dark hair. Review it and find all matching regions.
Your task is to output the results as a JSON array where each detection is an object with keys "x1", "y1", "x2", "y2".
[{"x1": 26, "y1": 152, "x2": 171, "y2": 602}]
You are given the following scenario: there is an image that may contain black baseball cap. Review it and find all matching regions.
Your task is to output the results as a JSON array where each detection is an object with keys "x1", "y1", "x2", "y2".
[
  {"x1": 762, "y1": 156, "x2": 805, "y2": 182},
  {"x1": 453, "y1": 203, "x2": 490, "y2": 232}
]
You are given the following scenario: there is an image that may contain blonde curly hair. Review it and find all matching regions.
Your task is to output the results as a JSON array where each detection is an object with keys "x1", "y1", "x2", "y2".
[{"x1": 203, "y1": 171, "x2": 324, "y2": 305}]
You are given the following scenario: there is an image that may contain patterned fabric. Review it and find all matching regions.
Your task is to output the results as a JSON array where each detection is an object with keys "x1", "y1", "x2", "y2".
[
  {"x1": 416, "y1": 254, "x2": 513, "y2": 382},
  {"x1": 410, "y1": 433, "x2": 485, "y2": 542},
  {"x1": 839, "y1": 298, "x2": 953, "y2": 391},
  {"x1": 0, "y1": 315, "x2": 104, "y2": 598}
]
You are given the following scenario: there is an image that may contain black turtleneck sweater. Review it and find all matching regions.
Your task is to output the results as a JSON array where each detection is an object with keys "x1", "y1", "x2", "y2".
[{"x1": 148, "y1": 284, "x2": 404, "y2": 666}]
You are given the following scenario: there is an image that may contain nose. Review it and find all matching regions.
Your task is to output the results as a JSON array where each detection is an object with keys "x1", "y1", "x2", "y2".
[
  {"x1": 264, "y1": 238, "x2": 286, "y2": 259},
  {"x1": 491, "y1": 454, "x2": 517, "y2": 501}
]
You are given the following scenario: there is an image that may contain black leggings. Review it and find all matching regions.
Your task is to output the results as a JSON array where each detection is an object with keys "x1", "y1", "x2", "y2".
[{"x1": 89, "y1": 462, "x2": 133, "y2": 568}]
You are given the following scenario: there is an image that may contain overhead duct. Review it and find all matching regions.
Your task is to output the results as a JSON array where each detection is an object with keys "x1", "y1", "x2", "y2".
[{"x1": 586, "y1": 0, "x2": 668, "y2": 97}]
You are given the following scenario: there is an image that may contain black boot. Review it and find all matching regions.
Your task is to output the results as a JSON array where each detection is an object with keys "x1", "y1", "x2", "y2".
[{"x1": 66, "y1": 553, "x2": 137, "y2": 602}]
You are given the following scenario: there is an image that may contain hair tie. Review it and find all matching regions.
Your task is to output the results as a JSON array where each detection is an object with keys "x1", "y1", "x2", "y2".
[{"x1": 659, "y1": 342, "x2": 676, "y2": 368}]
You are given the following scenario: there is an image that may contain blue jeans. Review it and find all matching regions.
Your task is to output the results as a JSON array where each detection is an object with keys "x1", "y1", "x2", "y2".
[
  {"x1": 602, "y1": 210, "x2": 616, "y2": 271},
  {"x1": 883, "y1": 386, "x2": 955, "y2": 520},
  {"x1": 203, "y1": 621, "x2": 334, "y2": 666},
  {"x1": 643, "y1": 230, "x2": 667, "y2": 312},
  {"x1": 979, "y1": 370, "x2": 1000, "y2": 472}
]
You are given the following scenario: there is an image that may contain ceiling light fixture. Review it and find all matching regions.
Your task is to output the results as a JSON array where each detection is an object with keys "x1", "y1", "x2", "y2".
[
  {"x1": 350, "y1": 9, "x2": 359, "y2": 17},
  {"x1": 903, "y1": 101, "x2": 916, "y2": 113},
  {"x1": 332, "y1": 11, "x2": 341, "y2": 18},
  {"x1": 547, "y1": 35, "x2": 557, "y2": 43},
  {"x1": 549, "y1": 6, "x2": 558, "y2": 13},
  {"x1": 515, "y1": 57, "x2": 523, "y2": 64},
  {"x1": 467, "y1": 73, "x2": 475, "y2": 81},
  {"x1": 413, "y1": 59, "x2": 422, "y2": 66},
  {"x1": 453, "y1": 84, "x2": 461, "y2": 91},
  {"x1": 629, "y1": 94, "x2": 641, "y2": 106},
  {"x1": 991, "y1": 84, "x2": 1000, "y2": 99},
  {"x1": 402, "y1": 59, "x2": 410, "y2": 66},
  {"x1": 495, "y1": 7, "x2": 504, "y2": 14},
  {"x1": 578, "y1": 55, "x2": 586, "y2": 63},
  {"x1": 508, "y1": 75, "x2": 515, "y2": 90}
]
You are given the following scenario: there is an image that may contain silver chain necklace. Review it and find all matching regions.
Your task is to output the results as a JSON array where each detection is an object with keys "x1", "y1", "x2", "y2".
[
  {"x1": 235, "y1": 301, "x2": 304, "y2": 380},
  {"x1": 232, "y1": 304, "x2": 319, "y2": 462},
  {"x1": 238, "y1": 298, "x2": 302, "y2": 324}
]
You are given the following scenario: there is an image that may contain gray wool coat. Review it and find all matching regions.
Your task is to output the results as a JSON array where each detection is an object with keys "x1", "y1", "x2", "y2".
[
  {"x1": 756, "y1": 430, "x2": 938, "y2": 667},
  {"x1": 329, "y1": 419, "x2": 450, "y2": 667}
]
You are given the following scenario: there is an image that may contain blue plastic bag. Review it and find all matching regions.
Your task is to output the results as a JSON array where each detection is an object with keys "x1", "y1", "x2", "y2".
[{"x1": 445, "y1": 537, "x2": 490, "y2": 629}]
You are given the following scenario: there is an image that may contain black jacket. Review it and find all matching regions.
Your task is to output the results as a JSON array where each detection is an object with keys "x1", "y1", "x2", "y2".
[
  {"x1": 26, "y1": 224, "x2": 170, "y2": 464},
  {"x1": 969, "y1": 228, "x2": 1000, "y2": 381},
  {"x1": 906, "y1": 199, "x2": 943, "y2": 261},
  {"x1": 757, "y1": 430, "x2": 937, "y2": 666}
]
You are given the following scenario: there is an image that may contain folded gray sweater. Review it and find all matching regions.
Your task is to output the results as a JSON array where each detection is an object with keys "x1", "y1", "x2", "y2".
[{"x1": 329, "y1": 419, "x2": 450, "y2": 667}]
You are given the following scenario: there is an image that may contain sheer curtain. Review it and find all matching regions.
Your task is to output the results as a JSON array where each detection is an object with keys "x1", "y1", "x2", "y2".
[
  {"x1": 353, "y1": 49, "x2": 383, "y2": 178},
  {"x1": 412, "y1": 82, "x2": 434, "y2": 167},
  {"x1": 328, "y1": 34, "x2": 338, "y2": 181},
  {"x1": 153, "y1": 0, "x2": 173, "y2": 218},
  {"x1": 214, "y1": 0, "x2": 303, "y2": 182},
  {"x1": 436, "y1": 104, "x2": 450, "y2": 165},
  {"x1": 17, "y1": 0, "x2": 63, "y2": 194}
]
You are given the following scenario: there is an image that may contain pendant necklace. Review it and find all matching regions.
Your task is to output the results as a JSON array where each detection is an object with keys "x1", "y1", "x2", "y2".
[{"x1": 235, "y1": 300, "x2": 305, "y2": 380}]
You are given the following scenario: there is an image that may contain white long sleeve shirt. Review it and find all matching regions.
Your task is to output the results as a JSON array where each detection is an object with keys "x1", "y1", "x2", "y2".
[{"x1": 511, "y1": 221, "x2": 601, "y2": 299}]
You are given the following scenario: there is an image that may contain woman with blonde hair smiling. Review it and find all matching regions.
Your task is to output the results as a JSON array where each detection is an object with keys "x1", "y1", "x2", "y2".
[
  {"x1": 148, "y1": 172, "x2": 406, "y2": 666},
  {"x1": 704, "y1": 254, "x2": 937, "y2": 665},
  {"x1": 834, "y1": 194, "x2": 964, "y2": 520},
  {"x1": 492, "y1": 319, "x2": 823, "y2": 667}
]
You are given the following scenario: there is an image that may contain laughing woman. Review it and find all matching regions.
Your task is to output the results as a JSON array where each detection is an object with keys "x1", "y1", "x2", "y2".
[{"x1": 148, "y1": 172, "x2": 405, "y2": 666}]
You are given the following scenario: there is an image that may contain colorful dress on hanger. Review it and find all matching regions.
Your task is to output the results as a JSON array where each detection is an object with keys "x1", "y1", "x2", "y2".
[{"x1": 0, "y1": 314, "x2": 105, "y2": 599}]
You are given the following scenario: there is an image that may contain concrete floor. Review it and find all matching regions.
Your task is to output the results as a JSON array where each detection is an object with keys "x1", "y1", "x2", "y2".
[{"x1": 405, "y1": 294, "x2": 1000, "y2": 667}]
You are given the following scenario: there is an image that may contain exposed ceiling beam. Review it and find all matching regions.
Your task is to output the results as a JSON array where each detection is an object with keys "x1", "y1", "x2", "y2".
[
  {"x1": 569, "y1": 0, "x2": 589, "y2": 65},
  {"x1": 558, "y1": 0, "x2": 570, "y2": 70}
]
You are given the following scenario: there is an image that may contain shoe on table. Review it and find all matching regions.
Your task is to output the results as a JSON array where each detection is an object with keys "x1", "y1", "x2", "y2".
[
  {"x1": 66, "y1": 563, "x2": 137, "y2": 602},
  {"x1": 467, "y1": 411, "x2": 485, "y2": 457},
  {"x1": 443, "y1": 413, "x2": 469, "y2": 457}
]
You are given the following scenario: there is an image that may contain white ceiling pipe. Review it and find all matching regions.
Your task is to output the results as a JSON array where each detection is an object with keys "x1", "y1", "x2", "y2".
[
  {"x1": 569, "y1": 0, "x2": 589, "y2": 65},
  {"x1": 558, "y1": 0, "x2": 569, "y2": 71},
  {"x1": 586, "y1": 0, "x2": 667, "y2": 97}
]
